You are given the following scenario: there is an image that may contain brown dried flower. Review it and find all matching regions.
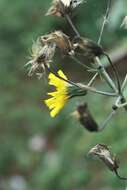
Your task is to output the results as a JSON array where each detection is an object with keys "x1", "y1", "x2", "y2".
[
  {"x1": 89, "y1": 144, "x2": 119, "y2": 172},
  {"x1": 73, "y1": 37, "x2": 103, "y2": 60},
  {"x1": 40, "y1": 31, "x2": 74, "y2": 55},
  {"x1": 26, "y1": 39, "x2": 56, "y2": 78},
  {"x1": 46, "y1": 0, "x2": 84, "y2": 17},
  {"x1": 89, "y1": 144, "x2": 127, "y2": 180}
]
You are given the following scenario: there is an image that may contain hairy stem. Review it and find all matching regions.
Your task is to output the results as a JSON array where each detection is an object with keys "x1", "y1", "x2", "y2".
[
  {"x1": 65, "y1": 14, "x2": 80, "y2": 38},
  {"x1": 98, "y1": 0, "x2": 112, "y2": 44},
  {"x1": 95, "y1": 57, "x2": 118, "y2": 93},
  {"x1": 77, "y1": 83, "x2": 117, "y2": 97},
  {"x1": 45, "y1": 64, "x2": 117, "y2": 97},
  {"x1": 104, "y1": 53, "x2": 121, "y2": 95},
  {"x1": 87, "y1": 73, "x2": 98, "y2": 86},
  {"x1": 70, "y1": 55, "x2": 96, "y2": 71},
  {"x1": 99, "y1": 110, "x2": 116, "y2": 131}
]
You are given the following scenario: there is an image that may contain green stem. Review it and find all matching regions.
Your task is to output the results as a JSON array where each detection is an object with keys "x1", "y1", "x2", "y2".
[
  {"x1": 95, "y1": 57, "x2": 118, "y2": 93},
  {"x1": 122, "y1": 74, "x2": 127, "y2": 90},
  {"x1": 65, "y1": 14, "x2": 80, "y2": 38},
  {"x1": 77, "y1": 83, "x2": 117, "y2": 97},
  {"x1": 45, "y1": 64, "x2": 117, "y2": 97},
  {"x1": 98, "y1": 0, "x2": 112, "y2": 45},
  {"x1": 87, "y1": 73, "x2": 98, "y2": 86},
  {"x1": 70, "y1": 55, "x2": 94, "y2": 71},
  {"x1": 99, "y1": 110, "x2": 116, "y2": 131}
]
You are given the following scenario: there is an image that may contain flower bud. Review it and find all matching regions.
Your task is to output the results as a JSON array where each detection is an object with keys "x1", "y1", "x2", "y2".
[
  {"x1": 76, "y1": 103, "x2": 99, "y2": 132},
  {"x1": 73, "y1": 37, "x2": 103, "y2": 60}
]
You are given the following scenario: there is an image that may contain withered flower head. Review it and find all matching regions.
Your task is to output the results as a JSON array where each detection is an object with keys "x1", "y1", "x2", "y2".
[
  {"x1": 26, "y1": 38, "x2": 56, "y2": 78},
  {"x1": 89, "y1": 144, "x2": 119, "y2": 172},
  {"x1": 40, "y1": 31, "x2": 74, "y2": 55},
  {"x1": 46, "y1": 0, "x2": 84, "y2": 17},
  {"x1": 73, "y1": 37, "x2": 103, "y2": 60},
  {"x1": 75, "y1": 103, "x2": 98, "y2": 132}
]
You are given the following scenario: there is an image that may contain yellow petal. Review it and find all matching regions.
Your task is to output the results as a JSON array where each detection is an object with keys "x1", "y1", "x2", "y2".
[
  {"x1": 58, "y1": 70, "x2": 68, "y2": 80},
  {"x1": 44, "y1": 70, "x2": 69, "y2": 117}
]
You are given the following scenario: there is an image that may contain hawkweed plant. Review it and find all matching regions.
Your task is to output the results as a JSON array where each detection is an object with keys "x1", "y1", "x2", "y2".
[{"x1": 26, "y1": 0, "x2": 127, "y2": 180}]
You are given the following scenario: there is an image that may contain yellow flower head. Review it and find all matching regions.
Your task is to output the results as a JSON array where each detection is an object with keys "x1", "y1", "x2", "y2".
[{"x1": 44, "y1": 70, "x2": 69, "y2": 117}]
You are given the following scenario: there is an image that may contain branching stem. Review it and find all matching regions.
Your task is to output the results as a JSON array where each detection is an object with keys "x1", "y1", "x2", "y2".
[{"x1": 95, "y1": 57, "x2": 118, "y2": 93}]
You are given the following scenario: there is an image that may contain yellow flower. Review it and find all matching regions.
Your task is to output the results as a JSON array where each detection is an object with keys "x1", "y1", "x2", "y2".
[{"x1": 44, "y1": 70, "x2": 69, "y2": 117}]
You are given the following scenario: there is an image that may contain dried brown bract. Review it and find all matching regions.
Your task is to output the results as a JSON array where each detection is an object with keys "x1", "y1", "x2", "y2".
[
  {"x1": 40, "y1": 31, "x2": 74, "y2": 55},
  {"x1": 75, "y1": 103, "x2": 99, "y2": 132},
  {"x1": 46, "y1": 0, "x2": 84, "y2": 17},
  {"x1": 46, "y1": 0, "x2": 63, "y2": 17},
  {"x1": 89, "y1": 144, "x2": 119, "y2": 172},
  {"x1": 73, "y1": 37, "x2": 103, "y2": 60},
  {"x1": 26, "y1": 39, "x2": 56, "y2": 77}
]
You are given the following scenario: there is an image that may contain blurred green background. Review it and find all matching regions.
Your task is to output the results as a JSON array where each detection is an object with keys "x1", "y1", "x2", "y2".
[{"x1": 1, "y1": 0, "x2": 127, "y2": 189}]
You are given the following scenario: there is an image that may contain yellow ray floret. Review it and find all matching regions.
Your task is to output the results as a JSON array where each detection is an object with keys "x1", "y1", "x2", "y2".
[{"x1": 44, "y1": 70, "x2": 69, "y2": 117}]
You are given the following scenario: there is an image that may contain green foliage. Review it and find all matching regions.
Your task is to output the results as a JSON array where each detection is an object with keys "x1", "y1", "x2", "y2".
[{"x1": 1, "y1": 0, "x2": 127, "y2": 189}]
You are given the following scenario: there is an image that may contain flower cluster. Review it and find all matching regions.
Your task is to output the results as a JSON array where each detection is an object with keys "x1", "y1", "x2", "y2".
[
  {"x1": 26, "y1": 0, "x2": 127, "y2": 129},
  {"x1": 26, "y1": 0, "x2": 127, "y2": 182}
]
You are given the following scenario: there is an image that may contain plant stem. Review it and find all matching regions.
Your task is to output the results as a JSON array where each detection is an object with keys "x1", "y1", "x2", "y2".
[
  {"x1": 87, "y1": 73, "x2": 98, "y2": 86},
  {"x1": 99, "y1": 110, "x2": 116, "y2": 131},
  {"x1": 95, "y1": 57, "x2": 118, "y2": 93},
  {"x1": 98, "y1": 0, "x2": 112, "y2": 45},
  {"x1": 104, "y1": 53, "x2": 121, "y2": 95},
  {"x1": 77, "y1": 83, "x2": 117, "y2": 97},
  {"x1": 122, "y1": 74, "x2": 127, "y2": 90},
  {"x1": 115, "y1": 170, "x2": 127, "y2": 181},
  {"x1": 65, "y1": 14, "x2": 80, "y2": 38},
  {"x1": 45, "y1": 63, "x2": 117, "y2": 97},
  {"x1": 70, "y1": 55, "x2": 95, "y2": 71}
]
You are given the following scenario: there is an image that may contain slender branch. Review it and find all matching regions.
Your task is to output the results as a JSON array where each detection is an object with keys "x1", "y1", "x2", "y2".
[
  {"x1": 45, "y1": 63, "x2": 117, "y2": 97},
  {"x1": 65, "y1": 14, "x2": 80, "y2": 38},
  {"x1": 98, "y1": 0, "x2": 112, "y2": 44},
  {"x1": 104, "y1": 53, "x2": 122, "y2": 95},
  {"x1": 115, "y1": 170, "x2": 127, "y2": 181},
  {"x1": 122, "y1": 74, "x2": 127, "y2": 90},
  {"x1": 78, "y1": 83, "x2": 117, "y2": 97},
  {"x1": 99, "y1": 110, "x2": 116, "y2": 131},
  {"x1": 95, "y1": 57, "x2": 118, "y2": 93},
  {"x1": 87, "y1": 73, "x2": 98, "y2": 86},
  {"x1": 70, "y1": 55, "x2": 96, "y2": 71}
]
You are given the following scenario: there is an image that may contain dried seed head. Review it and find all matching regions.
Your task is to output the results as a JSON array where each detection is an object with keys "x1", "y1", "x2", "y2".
[
  {"x1": 26, "y1": 39, "x2": 56, "y2": 77},
  {"x1": 46, "y1": 0, "x2": 62, "y2": 17},
  {"x1": 89, "y1": 144, "x2": 119, "y2": 172},
  {"x1": 73, "y1": 37, "x2": 103, "y2": 60},
  {"x1": 40, "y1": 31, "x2": 73, "y2": 55},
  {"x1": 46, "y1": 0, "x2": 84, "y2": 17},
  {"x1": 75, "y1": 103, "x2": 99, "y2": 132}
]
